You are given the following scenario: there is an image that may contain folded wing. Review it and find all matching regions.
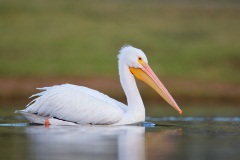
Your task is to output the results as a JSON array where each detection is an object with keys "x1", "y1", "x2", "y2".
[{"x1": 20, "y1": 84, "x2": 125, "y2": 125}]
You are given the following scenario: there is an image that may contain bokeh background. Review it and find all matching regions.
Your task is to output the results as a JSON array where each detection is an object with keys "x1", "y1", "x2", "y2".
[{"x1": 0, "y1": 0, "x2": 239, "y2": 116}]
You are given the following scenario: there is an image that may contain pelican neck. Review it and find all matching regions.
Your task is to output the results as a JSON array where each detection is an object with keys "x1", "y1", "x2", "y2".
[{"x1": 118, "y1": 63, "x2": 145, "y2": 114}]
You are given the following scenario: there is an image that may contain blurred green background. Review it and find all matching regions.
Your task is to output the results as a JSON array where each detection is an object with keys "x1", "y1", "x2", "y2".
[{"x1": 0, "y1": 0, "x2": 239, "y2": 115}]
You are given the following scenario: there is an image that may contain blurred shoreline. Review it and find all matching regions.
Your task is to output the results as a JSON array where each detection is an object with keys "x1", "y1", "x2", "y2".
[{"x1": 1, "y1": 76, "x2": 239, "y2": 106}]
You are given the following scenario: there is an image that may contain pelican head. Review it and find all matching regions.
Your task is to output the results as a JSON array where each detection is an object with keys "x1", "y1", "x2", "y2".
[
  {"x1": 118, "y1": 45, "x2": 182, "y2": 115},
  {"x1": 118, "y1": 46, "x2": 148, "y2": 68}
]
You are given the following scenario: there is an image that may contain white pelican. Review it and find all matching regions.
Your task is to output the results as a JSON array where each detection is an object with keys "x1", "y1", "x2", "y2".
[{"x1": 16, "y1": 45, "x2": 182, "y2": 125}]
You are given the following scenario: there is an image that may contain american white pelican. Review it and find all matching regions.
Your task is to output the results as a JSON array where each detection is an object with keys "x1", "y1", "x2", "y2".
[{"x1": 16, "y1": 45, "x2": 182, "y2": 125}]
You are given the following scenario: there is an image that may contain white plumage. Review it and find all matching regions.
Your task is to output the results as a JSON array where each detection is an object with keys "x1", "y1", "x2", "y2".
[{"x1": 16, "y1": 45, "x2": 182, "y2": 125}]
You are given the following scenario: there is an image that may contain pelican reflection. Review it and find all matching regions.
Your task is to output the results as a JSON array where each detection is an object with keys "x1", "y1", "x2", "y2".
[{"x1": 25, "y1": 125, "x2": 145, "y2": 160}]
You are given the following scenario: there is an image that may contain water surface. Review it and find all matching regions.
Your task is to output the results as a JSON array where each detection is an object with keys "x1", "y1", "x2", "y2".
[{"x1": 0, "y1": 108, "x2": 239, "y2": 160}]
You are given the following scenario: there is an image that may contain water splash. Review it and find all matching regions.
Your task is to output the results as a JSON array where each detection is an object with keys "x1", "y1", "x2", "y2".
[{"x1": 143, "y1": 122, "x2": 155, "y2": 127}]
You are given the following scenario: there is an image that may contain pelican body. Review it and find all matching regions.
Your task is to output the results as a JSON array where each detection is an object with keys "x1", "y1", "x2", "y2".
[{"x1": 16, "y1": 46, "x2": 182, "y2": 125}]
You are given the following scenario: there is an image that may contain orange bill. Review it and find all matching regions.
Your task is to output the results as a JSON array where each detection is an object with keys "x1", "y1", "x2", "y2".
[{"x1": 129, "y1": 63, "x2": 182, "y2": 115}]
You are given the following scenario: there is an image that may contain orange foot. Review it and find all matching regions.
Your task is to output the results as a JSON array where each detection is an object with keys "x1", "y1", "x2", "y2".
[{"x1": 44, "y1": 118, "x2": 50, "y2": 127}]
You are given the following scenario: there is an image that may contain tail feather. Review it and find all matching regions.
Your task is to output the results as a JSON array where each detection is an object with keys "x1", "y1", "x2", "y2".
[{"x1": 15, "y1": 110, "x2": 46, "y2": 124}]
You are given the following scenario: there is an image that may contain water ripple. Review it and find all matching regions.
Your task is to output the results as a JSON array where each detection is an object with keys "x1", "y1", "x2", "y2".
[{"x1": 0, "y1": 123, "x2": 29, "y2": 127}]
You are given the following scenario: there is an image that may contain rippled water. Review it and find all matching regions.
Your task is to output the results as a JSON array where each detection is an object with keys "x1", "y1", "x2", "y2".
[{"x1": 0, "y1": 106, "x2": 240, "y2": 160}]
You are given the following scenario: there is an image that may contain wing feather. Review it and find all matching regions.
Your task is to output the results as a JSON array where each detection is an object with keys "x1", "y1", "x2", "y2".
[{"x1": 23, "y1": 84, "x2": 126, "y2": 125}]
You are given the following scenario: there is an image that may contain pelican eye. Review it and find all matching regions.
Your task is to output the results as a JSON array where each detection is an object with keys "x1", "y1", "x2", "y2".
[{"x1": 138, "y1": 57, "x2": 145, "y2": 65}]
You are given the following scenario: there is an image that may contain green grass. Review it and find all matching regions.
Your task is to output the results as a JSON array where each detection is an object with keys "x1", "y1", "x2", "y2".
[{"x1": 0, "y1": 0, "x2": 240, "y2": 82}]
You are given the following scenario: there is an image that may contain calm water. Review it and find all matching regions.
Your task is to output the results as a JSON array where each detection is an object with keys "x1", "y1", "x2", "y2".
[{"x1": 0, "y1": 108, "x2": 240, "y2": 160}]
